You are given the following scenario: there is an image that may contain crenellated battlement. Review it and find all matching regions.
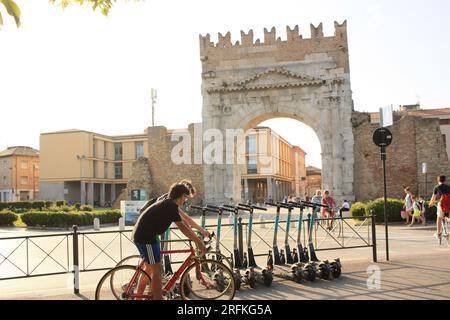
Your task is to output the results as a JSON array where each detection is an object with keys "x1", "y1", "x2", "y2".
[
  {"x1": 199, "y1": 21, "x2": 349, "y2": 73},
  {"x1": 200, "y1": 20, "x2": 347, "y2": 50}
]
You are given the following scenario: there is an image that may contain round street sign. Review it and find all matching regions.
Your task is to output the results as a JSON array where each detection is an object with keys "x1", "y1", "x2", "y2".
[{"x1": 373, "y1": 128, "x2": 393, "y2": 147}]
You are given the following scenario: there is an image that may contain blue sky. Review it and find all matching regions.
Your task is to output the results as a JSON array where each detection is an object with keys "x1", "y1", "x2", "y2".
[{"x1": 1, "y1": 0, "x2": 449, "y2": 168}]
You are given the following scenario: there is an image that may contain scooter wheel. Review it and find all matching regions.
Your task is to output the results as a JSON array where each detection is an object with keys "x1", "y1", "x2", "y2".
[
  {"x1": 320, "y1": 263, "x2": 332, "y2": 280},
  {"x1": 331, "y1": 263, "x2": 342, "y2": 279},
  {"x1": 262, "y1": 271, "x2": 273, "y2": 287},
  {"x1": 234, "y1": 274, "x2": 241, "y2": 291},
  {"x1": 305, "y1": 265, "x2": 316, "y2": 282},
  {"x1": 249, "y1": 276, "x2": 256, "y2": 289}
]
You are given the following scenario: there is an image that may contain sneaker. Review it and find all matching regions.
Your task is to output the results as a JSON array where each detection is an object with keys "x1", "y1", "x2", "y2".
[{"x1": 408, "y1": 224, "x2": 414, "y2": 228}]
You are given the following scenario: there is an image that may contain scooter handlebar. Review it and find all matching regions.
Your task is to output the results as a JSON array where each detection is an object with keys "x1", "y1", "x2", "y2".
[
  {"x1": 190, "y1": 205, "x2": 219, "y2": 214},
  {"x1": 265, "y1": 202, "x2": 277, "y2": 207},
  {"x1": 238, "y1": 203, "x2": 267, "y2": 211},
  {"x1": 300, "y1": 200, "x2": 330, "y2": 209},
  {"x1": 219, "y1": 206, "x2": 235, "y2": 213}
]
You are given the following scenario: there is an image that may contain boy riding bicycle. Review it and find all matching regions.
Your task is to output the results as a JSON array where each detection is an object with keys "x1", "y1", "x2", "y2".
[
  {"x1": 131, "y1": 181, "x2": 208, "y2": 300},
  {"x1": 429, "y1": 175, "x2": 450, "y2": 242}
]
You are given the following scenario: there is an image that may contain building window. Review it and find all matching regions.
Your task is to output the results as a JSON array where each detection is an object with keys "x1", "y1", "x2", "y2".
[
  {"x1": 135, "y1": 142, "x2": 144, "y2": 159},
  {"x1": 246, "y1": 135, "x2": 257, "y2": 154},
  {"x1": 104, "y1": 142, "x2": 107, "y2": 159},
  {"x1": 440, "y1": 119, "x2": 450, "y2": 125},
  {"x1": 114, "y1": 163, "x2": 123, "y2": 179},
  {"x1": 114, "y1": 143, "x2": 123, "y2": 161},
  {"x1": 33, "y1": 163, "x2": 39, "y2": 169},
  {"x1": 247, "y1": 156, "x2": 257, "y2": 174},
  {"x1": 93, "y1": 141, "x2": 96, "y2": 158},
  {"x1": 21, "y1": 176, "x2": 29, "y2": 185},
  {"x1": 104, "y1": 162, "x2": 108, "y2": 179},
  {"x1": 443, "y1": 135, "x2": 447, "y2": 146},
  {"x1": 21, "y1": 161, "x2": 28, "y2": 169},
  {"x1": 93, "y1": 160, "x2": 97, "y2": 178}
]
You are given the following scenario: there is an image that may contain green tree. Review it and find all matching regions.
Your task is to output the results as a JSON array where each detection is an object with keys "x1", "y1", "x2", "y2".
[
  {"x1": 0, "y1": 0, "x2": 21, "y2": 29},
  {"x1": 0, "y1": 0, "x2": 139, "y2": 29}
]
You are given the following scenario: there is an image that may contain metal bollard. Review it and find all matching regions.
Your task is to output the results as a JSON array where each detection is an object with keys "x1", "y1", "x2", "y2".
[
  {"x1": 93, "y1": 218, "x2": 100, "y2": 231},
  {"x1": 72, "y1": 225, "x2": 80, "y2": 294},
  {"x1": 118, "y1": 217, "x2": 125, "y2": 231}
]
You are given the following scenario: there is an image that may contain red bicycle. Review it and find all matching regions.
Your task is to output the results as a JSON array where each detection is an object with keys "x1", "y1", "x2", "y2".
[{"x1": 95, "y1": 235, "x2": 236, "y2": 300}]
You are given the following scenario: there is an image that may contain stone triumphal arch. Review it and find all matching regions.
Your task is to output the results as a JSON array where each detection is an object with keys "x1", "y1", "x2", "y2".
[{"x1": 200, "y1": 21, "x2": 355, "y2": 204}]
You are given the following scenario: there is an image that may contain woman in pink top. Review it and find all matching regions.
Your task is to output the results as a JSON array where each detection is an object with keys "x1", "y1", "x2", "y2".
[{"x1": 322, "y1": 190, "x2": 337, "y2": 230}]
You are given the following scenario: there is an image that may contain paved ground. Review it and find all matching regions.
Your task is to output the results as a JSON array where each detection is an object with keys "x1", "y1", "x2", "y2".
[{"x1": 1, "y1": 217, "x2": 449, "y2": 300}]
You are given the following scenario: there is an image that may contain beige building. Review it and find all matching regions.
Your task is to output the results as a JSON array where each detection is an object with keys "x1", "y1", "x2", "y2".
[
  {"x1": 306, "y1": 166, "x2": 322, "y2": 198},
  {"x1": 0, "y1": 146, "x2": 40, "y2": 202},
  {"x1": 39, "y1": 130, "x2": 148, "y2": 206},
  {"x1": 240, "y1": 127, "x2": 307, "y2": 204}
]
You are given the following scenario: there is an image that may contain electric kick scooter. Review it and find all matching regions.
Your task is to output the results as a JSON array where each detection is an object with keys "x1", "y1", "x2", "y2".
[
  {"x1": 299, "y1": 201, "x2": 342, "y2": 280},
  {"x1": 264, "y1": 202, "x2": 306, "y2": 283},
  {"x1": 229, "y1": 203, "x2": 274, "y2": 287}
]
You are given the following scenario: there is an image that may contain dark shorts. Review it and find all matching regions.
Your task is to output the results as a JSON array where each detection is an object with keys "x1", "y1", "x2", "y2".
[{"x1": 135, "y1": 243, "x2": 161, "y2": 264}]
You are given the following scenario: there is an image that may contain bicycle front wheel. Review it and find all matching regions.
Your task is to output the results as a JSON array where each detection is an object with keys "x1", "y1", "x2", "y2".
[
  {"x1": 180, "y1": 259, "x2": 236, "y2": 300},
  {"x1": 116, "y1": 255, "x2": 141, "y2": 267},
  {"x1": 95, "y1": 265, "x2": 152, "y2": 300},
  {"x1": 444, "y1": 219, "x2": 450, "y2": 248}
]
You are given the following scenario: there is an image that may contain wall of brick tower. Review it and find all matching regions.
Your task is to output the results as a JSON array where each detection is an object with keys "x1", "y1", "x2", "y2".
[
  {"x1": 146, "y1": 124, "x2": 204, "y2": 204},
  {"x1": 352, "y1": 112, "x2": 450, "y2": 202}
]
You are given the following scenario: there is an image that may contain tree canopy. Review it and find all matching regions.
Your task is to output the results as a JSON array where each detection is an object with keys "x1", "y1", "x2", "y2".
[{"x1": 0, "y1": 0, "x2": 138, "y2": 29}]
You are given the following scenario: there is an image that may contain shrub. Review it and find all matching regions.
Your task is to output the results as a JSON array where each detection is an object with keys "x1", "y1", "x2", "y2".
[
  {"x1": 80, "y1": 205, "x2": 93, "y2": 212},
  {"x1": 55, "y1": 200, "x2": 67, "y2": 207},
  {"x1": 31, "y1": 201, "x2": 46, "y2": 210},
  {"x1": 0, "y1": 210, "x2": 18, "y2": 226},
  {"x1": 94, "y1": 210, "x2": 121, "y2": 224},
  {"x1": 21, "y1": 210, "x2": 122, "y2": 228},
  {"x1": 45, "y1": 201, "x2": 53, "y2": 208},
  {"x1": 425, "y1": 202, "x2": 437, "y2": 221},
  {"x1": 349, "y1": 202, "x2": 368, "y2": 221},
  {"x1": 365, "y1": 198, "x2": 405, "y2": 223},
  {"x1": 60, "y1": 205, "x2": 72, "y2": 212},
  {"x1": 74, "y1": 203, "x2": 81, "y2": 211}
]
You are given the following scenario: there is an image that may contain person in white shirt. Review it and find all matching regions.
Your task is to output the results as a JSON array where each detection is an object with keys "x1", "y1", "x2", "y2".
[{"x1": 339, "y1": 200, "x2": 351, "y2": 218}]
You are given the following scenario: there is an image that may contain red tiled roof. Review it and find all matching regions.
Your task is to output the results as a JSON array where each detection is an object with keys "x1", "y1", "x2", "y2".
[{"x1": 0, "y1": 146, "x2": 39, "y2": 158}]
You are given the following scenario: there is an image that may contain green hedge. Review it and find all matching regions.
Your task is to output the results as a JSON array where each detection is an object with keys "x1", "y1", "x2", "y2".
[
  {"x1": 0, "y1": 201, "x2": 55, "y2": 212},
  {"x1": 80, "y1": 205, "x2": 93, "y2": 212},
  {"x1": 349, "y1": 202, "x2": 368, "y2": 221},
  {"x1": 0, "y1": 210, "x2": 19, "y2": 226},
  {"x1": 55, "y1": 200, "x2": 67, "y2": 207},
  {"x1": 365, "y1": 198, "x2": 405, "y2": 223},
  {"x1": 425, "y1": 202, "x2": 437, "y2": 221},
  {"x1": 21, "y1": 210, "x2": 121, "y2": 228}
]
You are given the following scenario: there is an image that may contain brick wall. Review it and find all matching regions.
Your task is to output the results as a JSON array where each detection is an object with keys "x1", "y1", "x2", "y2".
[
  {"x1": 353, "y1": 112, "x2": 450, "y2": 202},
  {"x1": 146, "y1": 124, "x2": 204, "y2": 204}
]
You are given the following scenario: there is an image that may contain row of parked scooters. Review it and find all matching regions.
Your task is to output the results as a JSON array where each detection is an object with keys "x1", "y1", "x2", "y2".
[{"x1": 188, "y1": 200, "x2": 342, "y2": 291}]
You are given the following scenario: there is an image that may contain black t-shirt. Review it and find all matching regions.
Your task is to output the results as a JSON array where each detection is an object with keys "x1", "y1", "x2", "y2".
[
  {"x1": 433, "y1": 184, "x2": 450, "y2": 197},
  {"x1": 132, "y1": 198, "x2": 181, "y2": 244}
]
